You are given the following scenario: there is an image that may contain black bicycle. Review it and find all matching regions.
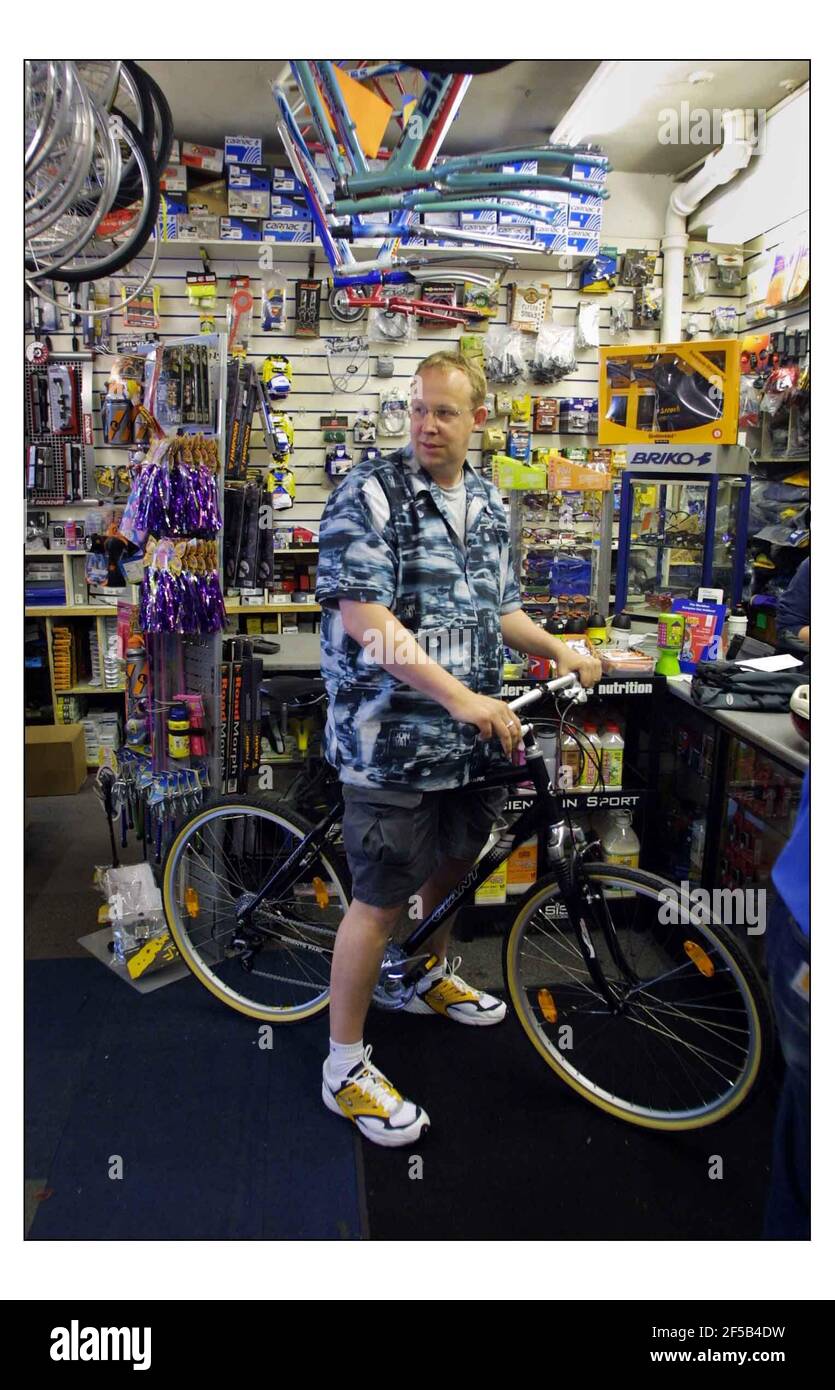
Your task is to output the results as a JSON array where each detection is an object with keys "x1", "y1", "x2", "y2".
[{"x1": 162, "y1": 673, "x2": 773, "y2": 1131}]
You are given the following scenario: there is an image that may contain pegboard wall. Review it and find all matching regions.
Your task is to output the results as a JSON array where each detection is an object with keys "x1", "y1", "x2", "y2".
[{"x1": 25, "y1": 184, "x2": 747, "y2": 536}]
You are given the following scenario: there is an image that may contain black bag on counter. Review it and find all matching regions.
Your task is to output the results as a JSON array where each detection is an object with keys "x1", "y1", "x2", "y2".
[{"x1": 691, "y1": 659, "x2": 808, "y2": 712}]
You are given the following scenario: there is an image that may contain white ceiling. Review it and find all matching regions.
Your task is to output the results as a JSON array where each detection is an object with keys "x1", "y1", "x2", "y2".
[{"x1": 141, "y1": 59, "x2": 809, "y2": 176}]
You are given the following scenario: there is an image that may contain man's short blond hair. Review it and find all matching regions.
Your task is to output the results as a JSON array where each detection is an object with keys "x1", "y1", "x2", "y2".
[{"x1": 416, "y1": 350, "x2": 487, "y2": 411}]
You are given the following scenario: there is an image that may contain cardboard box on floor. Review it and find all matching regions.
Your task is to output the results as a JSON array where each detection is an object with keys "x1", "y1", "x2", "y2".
[{"x1": 25, "y1": 724, "x2": 86, "y2": 796}]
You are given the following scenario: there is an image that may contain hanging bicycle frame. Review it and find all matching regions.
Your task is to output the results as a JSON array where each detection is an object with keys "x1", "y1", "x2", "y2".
[{"x1": 270, "y1": 61, "x2": 609, "y2": 290}]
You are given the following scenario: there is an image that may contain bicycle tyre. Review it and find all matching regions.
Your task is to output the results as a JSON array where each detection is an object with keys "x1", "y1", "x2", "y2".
[
  {"x1": 162, "y1": 795, "x2": 351, "y2": 1023},
  {"x1": 503, "y1": 864, "x2": 774, "y2": 1131},
  {"x1": 29, "y1": 113, "x2": 160, "y2": 284},
  {"x1": 129, "y1": 62, "x2": 174, "y2": 176}
]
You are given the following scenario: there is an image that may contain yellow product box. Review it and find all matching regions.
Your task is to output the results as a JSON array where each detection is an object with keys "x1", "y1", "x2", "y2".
[
  {"x1": 598, "y1": 339, "x2": 741, "y2": 445},
  {"x1": 492, "y1": 454, "x2": 547, "y2": 492},
  {"x1": 475, "y1": 859, "x2": 507, "y2": 906},
  {"x1": 507, "y1": 838, "x2": 538, "y2": 895},
  {"x1": 245, "y1": 617, "x2": 263, "y2": 634}
]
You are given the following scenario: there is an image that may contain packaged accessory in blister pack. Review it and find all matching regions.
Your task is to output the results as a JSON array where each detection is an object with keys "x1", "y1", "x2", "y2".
[
  {"x1": 687, "y1": 252, "x2": 711, "y2": 300},
  {"x1": 619, "y1": 249, "x2": 656, "y2": 287},
  {"x1": 368, "y1": 304, "x2": 416, "y2": 343},
  {"x1": 634, "y1": 286, "x2": 662, "y2": 327},
  {"x1": 609, "y1": 297, "x2": 631, "y2": 341},
  {"x1": 576, "y1": 301, "x2": 600, "y2": 350},
  {"x1": 711, "y1": 305, "x2": 737, "y2": 335},
  {"x1": 530, "y1": 323, "x2": 576, "y2": 385},
  {"x1": 81, "y1": 280, "x2": 112, "y2": 352},
  {"x1": 716, "y1": 252, "x2": 744, "y2": 289},
  {"x1": 379, "y1": 388, "x2": 410, "y2": 437},
  {"x1": 227, "y1": 277, "x2": 254, "y2": 358},
  {"x1": 483, "y1": 324, "x2": 527, "y2": 383},
  {"x1": 261, "y1": 271, "x2": 288, "y2": 332}
]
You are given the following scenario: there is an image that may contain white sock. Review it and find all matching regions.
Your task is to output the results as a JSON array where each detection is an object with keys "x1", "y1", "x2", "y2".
[{"x1": 326, "y1": 1038, "x2": 364, "y2": 1082}]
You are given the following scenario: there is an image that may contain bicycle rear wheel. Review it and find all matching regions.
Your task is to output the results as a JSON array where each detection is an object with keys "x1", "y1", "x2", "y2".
[
  {"x1": 162, "y1": 796, "x2": 350, "y2": 1023},
  {"x1": 503, "y1": 865, "x2": 773, "y2": 1130}
]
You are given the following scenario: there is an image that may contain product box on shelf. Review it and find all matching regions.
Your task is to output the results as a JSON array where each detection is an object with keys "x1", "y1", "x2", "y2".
[
  {"x1": 568, "y1": 204, "x2": 603, "y2": 234},
  {"x1": 228, "y1": 190, "x2": 270, "y2": 218},
  {"x1": 567, "y1": 233, "x2": 601, "y2": 257},
  {"x1": 227, "y1": 163, "x2": 270, "y2": 191},
  {"x1": 460, "y1": 209, "x2": 498, "y2": 225},
  {"x1": 157, "y1": 196, "x2": 187, "y2": 240},
  {"x1": 422, "y1": 210, "x2": 459, "y2": 228},
  {"x1": 500, "y1": 201, "x2": 567, "y2": 227},
  {"x1": 160, "y1": 163, "x2": 187, "y2": 193},
  {"x1": 573, "y1": 160, "x2": 607, "y2": 185},
  {"x1": 269, "y1": 195, "x2": 313, "y2": 221},
  {"x1": 493, "y1": 224, "x2": 533, "y2": 242},
  {"x1": 225, "y1": 135, "x2": 262, "y2": 165},
  {"x1": 220, "y1": 217, "x2": 265, "y2": 242},
  {"x1": 187, "y1": 180, "x2": 228, "y2": 217},
  {"x1": 177, "y1": 214, "x2": 220, "y2": 242},
  {"x1": 271, "y1": 167, "x2": 307, "y2": 194},
  {"x1": 181, "y1": 141, "x2": 224, "y2": 174},
  {"x1": 263, "y1": 220, "x2": 313, "y2": 243}
]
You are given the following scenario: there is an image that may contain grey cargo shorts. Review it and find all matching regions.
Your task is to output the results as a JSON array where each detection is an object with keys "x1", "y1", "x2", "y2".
[{"x1": 341, "y1": 782, "x2": 507, "y2": 908}]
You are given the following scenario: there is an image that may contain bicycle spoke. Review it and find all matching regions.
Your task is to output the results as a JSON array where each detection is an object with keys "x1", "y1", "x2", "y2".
[{"x1": 507, "y1": 868, "x2": 766, "y2": 1126}]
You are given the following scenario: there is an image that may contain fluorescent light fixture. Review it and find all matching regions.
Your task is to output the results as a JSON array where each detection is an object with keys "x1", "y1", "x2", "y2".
[{"x1": 551, "y1": 59, "x2": 687, "y2": 145}]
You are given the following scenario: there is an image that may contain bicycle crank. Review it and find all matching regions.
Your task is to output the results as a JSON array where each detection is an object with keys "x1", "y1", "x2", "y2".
[{"x1": 372, "y1": 943, "x2": 420, "y2": 1010}]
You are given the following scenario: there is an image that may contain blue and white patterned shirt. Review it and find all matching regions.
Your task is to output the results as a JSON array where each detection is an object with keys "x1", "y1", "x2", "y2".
[{"x1": 315, "y1": 447, "x2": 522, "y2": 789}]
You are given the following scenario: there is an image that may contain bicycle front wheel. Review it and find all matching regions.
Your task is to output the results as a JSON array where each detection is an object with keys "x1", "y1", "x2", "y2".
[
  {"x1": 503, "y1": 865, "x2": 773, "y2": 1130},
  {"x1": 162, "y1": 796, "x2": 350, "y2": 1023}
]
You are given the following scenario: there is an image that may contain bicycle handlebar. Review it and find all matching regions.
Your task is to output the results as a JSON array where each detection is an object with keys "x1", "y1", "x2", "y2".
[{"x1": 506, "y1": 673, "x2": 587, "y2": 714}]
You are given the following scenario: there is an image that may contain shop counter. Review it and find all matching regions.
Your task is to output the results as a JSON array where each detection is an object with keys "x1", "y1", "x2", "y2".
[
  {"x1": 645, "y1": 677, "x2": 808, "y2": 944},
  {"x1": 666, "y1": 676, "x2": 809, "y2": 775}
]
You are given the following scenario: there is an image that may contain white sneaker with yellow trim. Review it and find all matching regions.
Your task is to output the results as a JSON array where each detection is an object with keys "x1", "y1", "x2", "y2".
[
  {"x1": 322, "y1": 1045, "x2": 430, "y2": 1148},
  {"x1": 403, "y1": 955, "x2": 507, "y2": 1025}
]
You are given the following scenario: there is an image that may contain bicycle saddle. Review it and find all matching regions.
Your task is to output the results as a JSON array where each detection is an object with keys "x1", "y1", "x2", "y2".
[{"x1": 260, "y1": 674, "x2": 326, "y2": 712}]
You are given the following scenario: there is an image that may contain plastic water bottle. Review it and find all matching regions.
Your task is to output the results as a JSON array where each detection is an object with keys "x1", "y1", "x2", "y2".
[
  {"x1": 599, "y1": 721, "x2": 625, "y2": 790},
  {"x1": 579, "y1": 721, "x2": 602, "y2": 789},
  {"x1": 601, "y1": 811, "x2": 641, "y2": 868}
]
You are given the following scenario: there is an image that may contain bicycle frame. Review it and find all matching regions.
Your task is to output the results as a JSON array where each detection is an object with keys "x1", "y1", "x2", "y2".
[
  {"x1": 237, "y1": 685, "x2": 627, "y2": 1012},
  {"x1": 270, "y1": 61, "x2": 610, "y2": 286}
]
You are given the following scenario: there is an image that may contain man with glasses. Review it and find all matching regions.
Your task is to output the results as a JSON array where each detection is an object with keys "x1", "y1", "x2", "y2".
[{"x1": 316, "y1": 350, "x2": 601, "y2": 1146}]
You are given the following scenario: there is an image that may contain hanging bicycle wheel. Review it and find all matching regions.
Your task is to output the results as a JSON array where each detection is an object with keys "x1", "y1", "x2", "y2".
[
  {"x1": 503, "y1": 865, "x2": 773, "y2": 1130},
  {"x1": 162, "y1": 796, "x2": 350, "y2": 1023}
]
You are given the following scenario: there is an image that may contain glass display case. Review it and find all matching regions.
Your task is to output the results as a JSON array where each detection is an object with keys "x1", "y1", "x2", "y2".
[{"x1": 614, "y1": 472, "x2": 750, "y2": 619}]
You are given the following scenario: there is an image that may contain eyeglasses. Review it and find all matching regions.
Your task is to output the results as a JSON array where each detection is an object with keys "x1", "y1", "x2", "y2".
[{"x1": 410, "y1": 404, "x2": 466, "y2": 423}]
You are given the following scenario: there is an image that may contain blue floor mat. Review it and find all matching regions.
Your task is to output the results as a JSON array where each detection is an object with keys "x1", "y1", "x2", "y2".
[{"x1": 26, "y1": 960, "x2": 363, "y2": 1240}]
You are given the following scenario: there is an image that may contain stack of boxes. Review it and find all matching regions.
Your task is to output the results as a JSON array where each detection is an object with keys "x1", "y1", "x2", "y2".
[
  {"x1": 467, "y1": 158, "x2": 604, "y2": 257},
  {"x1": 156, "y1": 140, "x2": 603, "y2": 255},
  {"x1": 156, "y1": 135, "x2": 316, "y2": 244}
]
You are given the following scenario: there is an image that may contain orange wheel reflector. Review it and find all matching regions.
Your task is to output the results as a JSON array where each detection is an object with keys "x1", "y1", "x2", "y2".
[
  {"x1": 684, "y1": 940, "x2": 715, "y2": 977},
  {"x1": 537, "y1": 988, "x2": 558, "y2": 1023},
  {"x1": 312, "y1": 876, "x2": 330, "y2": 908},
  {"x1": 184, "y1": 887, "x2": 199, "y2": 918}
]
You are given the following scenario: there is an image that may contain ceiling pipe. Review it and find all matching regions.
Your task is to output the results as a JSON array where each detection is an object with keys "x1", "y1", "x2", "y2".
[{"x1": 661, "y1": 109, "x2": 756, "y2": 342}]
